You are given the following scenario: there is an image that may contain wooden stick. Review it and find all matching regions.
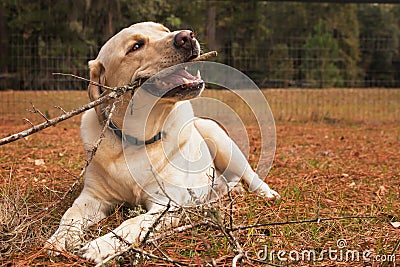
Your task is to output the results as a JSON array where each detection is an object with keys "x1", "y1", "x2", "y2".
[
  {"x1": 191, "y1": 51, "x2": 218, "y2": 62},
  {"x1": 0, "y1": 85, "x2": 134, "y2": 146}
]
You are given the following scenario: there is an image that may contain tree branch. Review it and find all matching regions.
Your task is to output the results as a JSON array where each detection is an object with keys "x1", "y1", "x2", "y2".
[{"x1": 0, "y1": 84, "x2": 135, "y2": 146}]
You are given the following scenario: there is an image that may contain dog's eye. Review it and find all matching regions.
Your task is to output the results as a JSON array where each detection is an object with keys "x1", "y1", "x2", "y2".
[{"x1": 127, "y1": 42, "x2": 144, "y2": 54}]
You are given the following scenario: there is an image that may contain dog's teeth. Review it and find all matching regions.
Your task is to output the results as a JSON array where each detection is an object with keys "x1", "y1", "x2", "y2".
[
  {"x1": 182, "y1": 78, "x2": 190, "y2": 85},
  {"x1": 196, "y1": 70, "x2": 201, "y2": 79}
]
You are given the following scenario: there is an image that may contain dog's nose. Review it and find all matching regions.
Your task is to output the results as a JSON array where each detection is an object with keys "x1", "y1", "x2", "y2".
[{"x1": 174, "y1": 30, "x2": 196, "y2": 50}]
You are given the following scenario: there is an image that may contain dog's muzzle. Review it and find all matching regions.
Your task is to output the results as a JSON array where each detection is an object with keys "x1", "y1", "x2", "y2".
[{"x1": 137, "y1": 30, "x2": 203, "y2": 99}]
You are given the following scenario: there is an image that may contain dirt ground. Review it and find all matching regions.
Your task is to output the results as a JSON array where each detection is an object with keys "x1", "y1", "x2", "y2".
[{"x1": 0, "y1": 90, "x2": 399, "y2": 266}]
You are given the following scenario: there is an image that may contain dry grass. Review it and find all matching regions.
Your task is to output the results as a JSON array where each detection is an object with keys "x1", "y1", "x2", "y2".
[{"x1": 0, "y1": 89, "x2": 399, "y2": 266}]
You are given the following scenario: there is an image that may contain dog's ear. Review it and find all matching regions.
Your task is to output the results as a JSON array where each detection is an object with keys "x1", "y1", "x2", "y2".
[{"x1": 88, "y1": 60, "x2": 106, "y2": 122}]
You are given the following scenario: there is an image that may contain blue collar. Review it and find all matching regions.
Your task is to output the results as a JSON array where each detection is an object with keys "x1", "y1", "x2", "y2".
[{"x1": 108, "y1": 120, "x2": 163, "y2": 146}]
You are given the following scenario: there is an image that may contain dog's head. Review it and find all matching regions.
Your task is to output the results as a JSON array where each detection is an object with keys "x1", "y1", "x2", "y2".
[{"x1": 88, "y1": 22, "x2": 204, "y2": 121}]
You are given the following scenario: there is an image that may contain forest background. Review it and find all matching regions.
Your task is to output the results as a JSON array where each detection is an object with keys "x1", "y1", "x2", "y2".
[{"x1": 0, "y1": 1, "x2": 399, "y2": 90}]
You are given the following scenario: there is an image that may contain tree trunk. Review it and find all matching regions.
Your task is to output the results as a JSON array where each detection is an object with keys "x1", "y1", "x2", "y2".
[
  {"x1": 0, "y1": 6, "x2": 8, "y2": 73},
  {"x1": 206, "y1": 4, "x2": 217, "y2": 51}
]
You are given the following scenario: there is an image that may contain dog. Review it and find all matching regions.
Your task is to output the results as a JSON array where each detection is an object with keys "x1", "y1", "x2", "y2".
[{"x1": 46, "y1": 22, "x2": 280, "y2": 263}]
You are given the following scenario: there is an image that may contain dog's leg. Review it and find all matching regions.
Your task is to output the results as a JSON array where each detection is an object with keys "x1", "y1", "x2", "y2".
[
  {"x1": 79, "y1": 201, "x2": 179, "y2": 263},
  {"x1": 46, "y1": 192, "x2": 110, "y2": 255},
  {"x1": 194, "y1": 119, "x2": 280, "y2": 199}
]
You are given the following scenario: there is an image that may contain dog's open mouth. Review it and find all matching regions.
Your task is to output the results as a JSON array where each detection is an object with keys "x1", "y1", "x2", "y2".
[{"x1": 141, "y1": 66, "x2": 204, "y2": 99}]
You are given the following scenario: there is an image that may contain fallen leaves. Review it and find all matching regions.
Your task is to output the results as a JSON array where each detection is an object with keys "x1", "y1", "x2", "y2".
[
  {"x1": 34, "y1": 159, "x2": 45, "y2": 166},
  {"x1": 1, "y1": 91, "x2": 399, "y2": 266}
]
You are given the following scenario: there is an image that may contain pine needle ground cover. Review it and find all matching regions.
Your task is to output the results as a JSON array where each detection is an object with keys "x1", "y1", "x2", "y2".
[{"x1": 0, "y1": 90, "x2": 399, "y2": 266}]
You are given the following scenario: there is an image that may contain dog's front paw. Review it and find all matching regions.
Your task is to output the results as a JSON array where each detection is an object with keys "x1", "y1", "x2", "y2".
[
  {"x1": 251, "y1": 183, "x2": 281, "y2": 200},
  {"x1": 79, "y1": 235, "x2": 127, "y2": 263},
  {"x1": 45, "y1": 237, "x2": 63, "y2": 257},
  {"x1": 262, "y1": 188, "x2": 281, "y2": 200},
  {"x1": 45, "y1": 231, "x2": 82, "y2": 256}
]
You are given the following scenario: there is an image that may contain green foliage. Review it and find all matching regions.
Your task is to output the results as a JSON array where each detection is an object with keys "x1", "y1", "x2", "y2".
[
  {"x1": 267, "y1": 44, "x2": 295, "y2": 87},
  {"x1": 357, "y1": 4, "x2": 400, "y2": 86},
  {"x1": 301, "y1": 20, "x2": 343, "y2": 88},
  {"x1": 0, "y1": 1, "x2": 399, "y2": 89}
]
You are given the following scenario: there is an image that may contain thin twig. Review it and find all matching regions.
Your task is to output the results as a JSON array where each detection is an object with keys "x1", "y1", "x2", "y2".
[
  {"x1": 54, "y1": 105, "x2": 67, "y2": 114},
  {"x1": 29, "y1": 102, "x2": 49, "y2": 122},
  {"x1": 86, "y1": 102, "x2": 116, "y2": 163},
  {"x1": 22, "y1": 118, "x2": 34, "y2": 127},
  {"x1": 227, "y1": 183, "x2": 234, "y2": 229},
  {"x1": 203, "y1": 207, "x2": 245, "y2": 266},
  {"x1": 96, "y1": 244, "x2": 191, "y2": 267},
  {"x1": 149, "y1": 240, "x2": 172, "y2": 263},
  {"x1": 231, "y1": 215, "x2": 377, "y2": 232},
  {"x1": 150, "y1": 167, "x2": 180, "y2": 207},
  {"x1": 127, "y1": 246, "x2": 192, "y2": 266},
  {"x1": 52, "y1": 73, "x2": 116, "y2": 91},
  {"x1": 139, "y1": 201, "x2": 171, "y2": 246},
  {"x1": 145, "y1": 221, "x2": 209, "y2": 244}
]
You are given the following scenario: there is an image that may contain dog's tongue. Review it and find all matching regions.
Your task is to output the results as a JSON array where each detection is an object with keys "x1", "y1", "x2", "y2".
[
  {"x1": 158, "y1": 68, "x2": 201, "y2": 88},
  {"x1": 143, "y1": 67, "x2": 203, "y2": 97}
]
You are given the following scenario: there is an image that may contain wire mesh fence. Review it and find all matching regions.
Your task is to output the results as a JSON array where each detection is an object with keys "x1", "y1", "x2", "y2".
[
  {"x1": 0, "y1": 28, "x2": 399, "y2": 124},
  {"x1": 216, "y1": 36, "x2": 400, "y2": 88},
  {"x1": 1, "y1": 32, "x2": 400, "y2": 90},
  {"x1": 1, "y1": 34, "x2": 97, "y2": 91}
]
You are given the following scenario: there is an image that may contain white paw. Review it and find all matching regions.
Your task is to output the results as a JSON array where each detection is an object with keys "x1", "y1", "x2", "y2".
[
  {"x1": 229, "y1": 182, "x2": 245, "y2": 195},
  {"x1": 79, "y1": 235, "x2": 126, "y2": 263},
  {"x1": 45, "y1": 231, "x2": 82, "y2": 256},
  {"x1": 251, "y1": 183, "x2": 280, "y2": 200},
  {"x1": 45, "y1": 237, "x2": 62, "y2": 257}
]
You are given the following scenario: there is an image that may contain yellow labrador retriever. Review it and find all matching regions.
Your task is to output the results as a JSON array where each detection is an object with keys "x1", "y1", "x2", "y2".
[{"x1": 46, "y1": 22, "x2": 279, "y2": 263}]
